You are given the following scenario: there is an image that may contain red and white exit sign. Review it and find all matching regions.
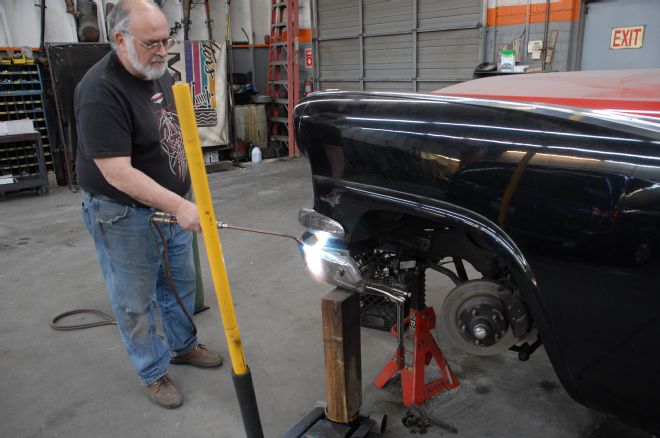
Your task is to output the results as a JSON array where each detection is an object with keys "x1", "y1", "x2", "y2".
[
  {"x1": 305, "y1": 48, "x2": 313, "y2": 68},
  {"x1": 610, "y1": 26, "x2": 645, "y2": 49}
]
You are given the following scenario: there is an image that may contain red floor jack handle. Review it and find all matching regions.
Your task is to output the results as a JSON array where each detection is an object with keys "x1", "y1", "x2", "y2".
[{"x1": 374, "y1": 306, "x2": 460, "y2": 406}]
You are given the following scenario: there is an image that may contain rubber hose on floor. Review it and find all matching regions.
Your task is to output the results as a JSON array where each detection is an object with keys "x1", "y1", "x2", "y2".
[{"x1": 50, "y1": 309, "x2": 116, "y2": 331}]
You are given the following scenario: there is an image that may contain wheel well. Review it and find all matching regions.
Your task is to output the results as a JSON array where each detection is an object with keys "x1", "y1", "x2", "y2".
[
  {"x1": 348, "y1": 210, "x2": 535, "y2": 349},
  {"x1": 348, "y1": 210, "x2": 513, "y2": 283}
]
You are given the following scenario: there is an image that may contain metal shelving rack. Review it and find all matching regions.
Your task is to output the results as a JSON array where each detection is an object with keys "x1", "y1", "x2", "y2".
[
  {"x1": 0, "y1": 132, "x2": 49, "y2": 196},
  {"x1": 0, "y1": 58, "x2": 53, "y2": 187}
]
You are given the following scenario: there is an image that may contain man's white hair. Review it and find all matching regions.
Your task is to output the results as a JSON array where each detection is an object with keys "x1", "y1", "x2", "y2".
[{"x1": 106, "y1": 0, "x2": 159, "y2": 48}]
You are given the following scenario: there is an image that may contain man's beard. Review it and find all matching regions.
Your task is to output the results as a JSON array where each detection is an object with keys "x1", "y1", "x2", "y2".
[{"x1": 126, "y1": 38, "x2": 167, "y2": 80}]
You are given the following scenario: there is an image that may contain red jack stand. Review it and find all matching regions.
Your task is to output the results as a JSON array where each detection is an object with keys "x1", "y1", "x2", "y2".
[{"x1": 374, "y1": 306, "x2": 459, "y2": 406}]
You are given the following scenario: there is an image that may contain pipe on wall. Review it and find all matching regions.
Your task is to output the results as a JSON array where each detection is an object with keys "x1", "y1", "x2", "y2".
[
  {"x1": 542, "y1": 0, "x2": 550, "y2": 70},
  {"x1": 478, "y1": 0, "x2": 489, "y2": 63}
]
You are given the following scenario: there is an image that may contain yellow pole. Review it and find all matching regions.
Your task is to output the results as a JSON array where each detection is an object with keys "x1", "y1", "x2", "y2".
[{"x1": 172, "y1": 82, "x2": 247, "y2": 375}]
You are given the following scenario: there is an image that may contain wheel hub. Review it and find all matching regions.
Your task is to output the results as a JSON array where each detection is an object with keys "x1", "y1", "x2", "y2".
[{"x1": 457, "y1": 300, "x2": 508, "y2": 347}]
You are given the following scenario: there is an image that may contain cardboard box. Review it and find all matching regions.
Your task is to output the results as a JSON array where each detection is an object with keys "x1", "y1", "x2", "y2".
[
  {"x1": 204, "y1": 150, "x2": 219, "y2": 164},
  {"x1": 0, "y1": 119, "x2": 35, "y2": 135}
]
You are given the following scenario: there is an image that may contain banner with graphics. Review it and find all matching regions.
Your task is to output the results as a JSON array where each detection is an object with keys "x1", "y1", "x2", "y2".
[{"x1": 167, "y1": 40, "x2": 228, "y2": 146}]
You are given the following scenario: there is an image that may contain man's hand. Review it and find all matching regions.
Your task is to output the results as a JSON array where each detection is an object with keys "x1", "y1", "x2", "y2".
[
  {"x1": 174, "y1": 199, "x2": 201, "y2": 232},
  {"x1": 94, "y1": 157, "x2": 201, "y2": 232}
]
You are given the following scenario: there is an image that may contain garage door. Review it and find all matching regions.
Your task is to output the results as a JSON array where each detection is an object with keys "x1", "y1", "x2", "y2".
[
  {"x1": 580, "y1": 0, "x2": 660, "y2": 70},
  {"x1": 313, "y1": 0, "x2": 484, "y2": 93}
]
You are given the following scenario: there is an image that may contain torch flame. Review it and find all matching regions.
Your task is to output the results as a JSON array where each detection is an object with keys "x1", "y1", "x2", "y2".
[{"x1": 302, "y1": 231, "x2": 331, "y2": 280}]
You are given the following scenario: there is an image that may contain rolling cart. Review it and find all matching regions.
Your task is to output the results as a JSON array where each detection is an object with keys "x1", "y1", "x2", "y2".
[{"x1": 0, "y1": 131, "x2": 49, "y2": 196}]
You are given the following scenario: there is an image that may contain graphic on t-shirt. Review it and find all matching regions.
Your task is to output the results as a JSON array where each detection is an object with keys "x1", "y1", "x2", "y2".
[
  {"x1": 151, "y1": 93, "x2": 165, "y2": 105},
  {"x1": 156, "y1": 102, "x2": 187, "y2": 181}
]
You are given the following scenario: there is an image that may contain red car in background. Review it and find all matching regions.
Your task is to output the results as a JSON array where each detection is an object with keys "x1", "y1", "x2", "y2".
[{"x1": 436, "y1": 68, "x2": 660, "y2": 119}]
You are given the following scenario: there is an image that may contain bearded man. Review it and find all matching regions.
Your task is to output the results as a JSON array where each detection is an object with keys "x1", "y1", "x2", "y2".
[{"x1": 74, "y1": 0, "x2": 223, "y2": 409}]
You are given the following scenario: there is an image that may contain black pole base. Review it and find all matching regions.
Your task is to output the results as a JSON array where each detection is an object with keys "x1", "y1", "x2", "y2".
[
  {"x1": 232, "y1": 367, "x2": 264, "y2": 438},
  {"x1": 283, "y1": 408, "x2": 385, "y2": 438}
]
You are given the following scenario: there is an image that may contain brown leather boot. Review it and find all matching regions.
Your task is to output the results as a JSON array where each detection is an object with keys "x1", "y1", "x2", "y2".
[
  {"x1": 170, "y1": 343, "x2": 224, "y2": 368},
  {"x1": 147, "y1": 374, "x2": 183, "y2": 409}
]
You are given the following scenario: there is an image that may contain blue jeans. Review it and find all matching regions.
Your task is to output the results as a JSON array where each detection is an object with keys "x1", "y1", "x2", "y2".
[{"x1": 82, "y1": 192, "x2": 198, "y2": 385}]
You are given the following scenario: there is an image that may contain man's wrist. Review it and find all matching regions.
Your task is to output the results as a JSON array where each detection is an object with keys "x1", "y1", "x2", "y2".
[{"x1": 171, "y1": 196, "x2": 187, "y2": 216}]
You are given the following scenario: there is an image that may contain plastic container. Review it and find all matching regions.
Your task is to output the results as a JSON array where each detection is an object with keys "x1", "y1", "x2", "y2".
[
  {"x1": 499, "y1": 49, "x2": 516, "y2": 72},
  {"x1": 251, "y1": 145, "x2": 262, "y2": 164}
]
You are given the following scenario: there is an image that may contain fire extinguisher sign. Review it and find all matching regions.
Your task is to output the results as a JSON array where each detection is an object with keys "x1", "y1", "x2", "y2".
[{"x1": 305, "y1": 48, "x2": 313, "y2": 69}]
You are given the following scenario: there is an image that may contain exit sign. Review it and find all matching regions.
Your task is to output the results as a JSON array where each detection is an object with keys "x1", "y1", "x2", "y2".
[
  {"x1": 305, "y1": 48, "x2": 313, "y2": 68},
  {"x1": 610, "y1": 26, "x2": 645, "y2": 49}
]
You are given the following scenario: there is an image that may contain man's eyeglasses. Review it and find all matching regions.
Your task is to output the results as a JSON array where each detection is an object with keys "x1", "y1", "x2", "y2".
[{"x1": 129, "y1": 34, "x2": 177, "y2": 52}]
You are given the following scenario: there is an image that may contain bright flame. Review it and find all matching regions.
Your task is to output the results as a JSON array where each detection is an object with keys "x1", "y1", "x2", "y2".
[
  {"x1": 302, "y1": 231, "x2": 331, "y2": 280},
  {"x1": 314, "y1": 231, "x2": 331, "y2": 247},
  {"x1": 303, "y1": 246, "x2": 325, "y2": 279}
]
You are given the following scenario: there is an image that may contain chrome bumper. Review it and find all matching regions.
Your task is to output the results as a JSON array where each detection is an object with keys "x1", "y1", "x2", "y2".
[
  {"x1": 300, "y1": 232, "x2": 363, "y2": 291},
  {"x1": 298, "y1": 208, "x2": 411, "y2": 305},
  {"x1": 298, "y1": 208, "x2": 363, "y2": 290}
]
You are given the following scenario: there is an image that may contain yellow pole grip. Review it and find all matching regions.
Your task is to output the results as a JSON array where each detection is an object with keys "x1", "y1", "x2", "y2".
[{"x1": 172, "y1": 82, "x2": 247, "y2": 375}]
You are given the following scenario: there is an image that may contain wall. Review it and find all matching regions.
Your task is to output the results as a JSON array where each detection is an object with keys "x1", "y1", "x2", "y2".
[
  {"x1": 313, "y1": 0, "x2": 483, "y2": 92},
  {"x1": 0, "y1": 0, "x2": 308, "y2": 99},
  {"x1": 0, "y1": 0, "x2": 231, "y2": 47},
  {"x1": 580, "y1": 0, "x2": 660, "y2": 70},
  {"x1": 229, "y1": 0, "x2": 311, "y2": 44},
  {"x1": 485, "y1": 0, "x2": 581, "y2": 71},
  {"x1": 231, "y1": 47, "x2": 270, "y2": 94},
  {"x1": 0, "y1": 6, "x2": 10, "y2": 47},
  {"x1": 230, "y1": 0, "x2": 313, "y2": 95},
  {"x1": 1, "y1": 1, "x2": 42, "y2": 47},
  {"x1": 230, "y1": 0, "x2": 271, "y2": 44}
]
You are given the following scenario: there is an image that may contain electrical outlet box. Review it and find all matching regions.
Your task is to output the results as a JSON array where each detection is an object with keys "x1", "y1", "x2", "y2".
[{"x1": 528, "y1": 40, "x2": 543, "y2": 53}]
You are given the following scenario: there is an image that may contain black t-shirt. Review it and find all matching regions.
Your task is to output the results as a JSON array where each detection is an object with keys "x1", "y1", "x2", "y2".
[{"x1": 75, "y1": 51, "x2": 190, "y2": 206}]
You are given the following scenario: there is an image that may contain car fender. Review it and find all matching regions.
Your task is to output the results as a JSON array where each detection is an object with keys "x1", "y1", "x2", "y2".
[{"x1": 314, "y1": 175, "x2": 587, "y2": 405}]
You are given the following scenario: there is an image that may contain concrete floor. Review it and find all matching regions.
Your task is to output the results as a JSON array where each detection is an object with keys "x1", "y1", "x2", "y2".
[{"x1": 0, "y1": 158, "x2": 651, "y2": 438}]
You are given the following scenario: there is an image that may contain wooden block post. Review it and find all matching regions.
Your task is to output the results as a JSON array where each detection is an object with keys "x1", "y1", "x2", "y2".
[{"x1": 322, "y1": 288, "x2": 362, "y2": 423}]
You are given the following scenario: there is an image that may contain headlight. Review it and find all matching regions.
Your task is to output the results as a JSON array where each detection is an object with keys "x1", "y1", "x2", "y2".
[
  {"x1": 298, "y1": 209, "x2": 361, "y2": 290},
  {"x1": 298, "y1": 208, "x2": 345, "y2": 237}
]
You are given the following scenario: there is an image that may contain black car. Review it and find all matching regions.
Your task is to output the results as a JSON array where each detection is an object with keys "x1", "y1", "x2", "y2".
[{"x1": 294, "y1": 90, "x2": 660, "y2": 433}]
